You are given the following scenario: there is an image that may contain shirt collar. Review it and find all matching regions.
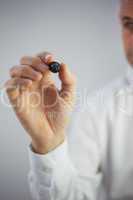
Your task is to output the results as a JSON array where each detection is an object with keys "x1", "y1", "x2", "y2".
[{"x1": 126, "y1": 64, "x2": 133, "y2": 86}]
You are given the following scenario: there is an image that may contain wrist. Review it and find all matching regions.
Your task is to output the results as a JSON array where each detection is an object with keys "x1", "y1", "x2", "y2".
[{"x1": 31, "y1": 137, "x2": 65, "y2": 154}]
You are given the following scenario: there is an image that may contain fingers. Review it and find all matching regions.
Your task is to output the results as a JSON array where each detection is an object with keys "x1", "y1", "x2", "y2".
[
  {"x1": 6, "y1": 52, "x2": 76, "y2": 104},
  {"x1": 20, "y1": 56, "x2": 49, "y2": 74},
  {"x1": 10, "y1": 65, "x2": 42, "y2": 81},
  {"x1": 20, "y1": 53, "x2": 55, "y2": 86},
  {"x1": 36, "y1": 52, "x2": 55, "y2": 86},
  {"x1": 5, "y1": 52, "x2": 57, "y2": 102},
  {"x1": 5, "y1": 77, "x2": 32, "y2": 101},
  {"x1": 36, "y1": 51, "x2": 55, "y2": 65},
  {"x1": 35, "y1": 53, "x2": 76, "y2": 99},
  {"x1": 59, "y1": 63, "x2": 76, "y2": 102}
]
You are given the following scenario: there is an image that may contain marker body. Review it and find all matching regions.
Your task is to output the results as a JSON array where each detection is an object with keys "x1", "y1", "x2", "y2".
[{"x1": 48, "y1": 61, "x2": 61, "y2": 73}]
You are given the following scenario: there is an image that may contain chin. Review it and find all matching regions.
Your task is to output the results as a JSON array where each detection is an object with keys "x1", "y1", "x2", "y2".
[
  {"x1": 128, "y1": 61, "x2": 133, "y2": 67},
  {"x1": 126, "y1": 56, "x2": 133, "y2": 67}
]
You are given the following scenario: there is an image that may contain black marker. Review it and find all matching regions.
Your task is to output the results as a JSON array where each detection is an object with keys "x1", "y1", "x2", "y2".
[{"x1": 48, "y1": 61, "x2": 61, "y2": 73}]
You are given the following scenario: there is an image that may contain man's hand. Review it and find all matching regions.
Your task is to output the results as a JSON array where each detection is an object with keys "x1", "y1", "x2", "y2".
[{"x1": 4, "y1": 52, "x2": 76, "y2": 154}]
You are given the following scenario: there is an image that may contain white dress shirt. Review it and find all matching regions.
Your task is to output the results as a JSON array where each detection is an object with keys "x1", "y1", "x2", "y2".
[{"x1": 27, "y1": 65, "x2": 133, "y2": 200}]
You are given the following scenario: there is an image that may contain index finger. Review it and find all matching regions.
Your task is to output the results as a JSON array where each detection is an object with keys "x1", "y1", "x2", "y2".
[{"x1": 36, "y1": 51, "x2": 55, "y2": 65}]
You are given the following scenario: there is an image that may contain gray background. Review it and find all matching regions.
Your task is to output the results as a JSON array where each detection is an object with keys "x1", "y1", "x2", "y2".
[{"x1": 0, "y1": 0, "x2": 128, "y2": 199}]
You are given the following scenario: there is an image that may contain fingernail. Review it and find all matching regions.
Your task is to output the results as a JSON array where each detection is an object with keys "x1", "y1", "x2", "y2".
[{"x1": 45, "y1": 55, "x2": 52, "y2": 62}]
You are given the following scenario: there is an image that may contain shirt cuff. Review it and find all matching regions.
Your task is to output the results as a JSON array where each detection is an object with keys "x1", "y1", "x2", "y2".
[{"x1": 27, "y1": 140, "x2": 70, "y2": 174}]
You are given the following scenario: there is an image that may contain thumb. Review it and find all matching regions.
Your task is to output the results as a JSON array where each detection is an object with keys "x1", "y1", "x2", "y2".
[{"x1": 59, "y1": 63, "x2": 76, "y2": 103}]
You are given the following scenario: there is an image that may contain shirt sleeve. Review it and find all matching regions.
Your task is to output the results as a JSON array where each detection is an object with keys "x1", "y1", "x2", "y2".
[{"x1": 27, "y1": 105, "x2": 103, "y2": 200}]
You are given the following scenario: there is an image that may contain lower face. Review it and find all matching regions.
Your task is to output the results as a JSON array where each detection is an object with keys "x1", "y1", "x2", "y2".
[{"x1": 120, "y1": 0, "x2": 133, "y2": 66}]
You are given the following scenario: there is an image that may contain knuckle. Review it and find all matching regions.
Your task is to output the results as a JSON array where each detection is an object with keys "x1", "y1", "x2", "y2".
[
  {"x1": 34, "y1": 72, "x2": 42, "y2": 80},
  {"x1": 20, "y1": 66, "x2": 27, "y2": 74},
  {"x1": 20, "y1": 56, "x2": 41, "y2": 67},
  {"x1": 4, "y1": 78, "x2": 17, "y2": 93},
  {"x1": 21, "y1": 80, "x2": 28, "y2": 87},
  {"x1": 13, "y1": 77, "x2": 20, "y2": 84},
  {"x1": 20, "y1": 56, "x2": 29, "y2": 64},
  {"x1": 32, "y1": 56, "x2": 41, "y2": 65},
  {"x1": 37, "y1": 51, "x2": 54, "y2": 62},
  {"x1": 10, "y1": 65, "x2": 18, "y2": 74},
  {"x1": 22, "y1": 65, "x2": 42, "y2": 80},
  {"x1": 4, "y1": 79, "x2": 11, "y2": 89},
  {"x1": 14, "y1": 77, "x2": 28, "y2": 87},
  {"x1": 21, "y1": 65, "x2": 30, "y2": 73}
]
